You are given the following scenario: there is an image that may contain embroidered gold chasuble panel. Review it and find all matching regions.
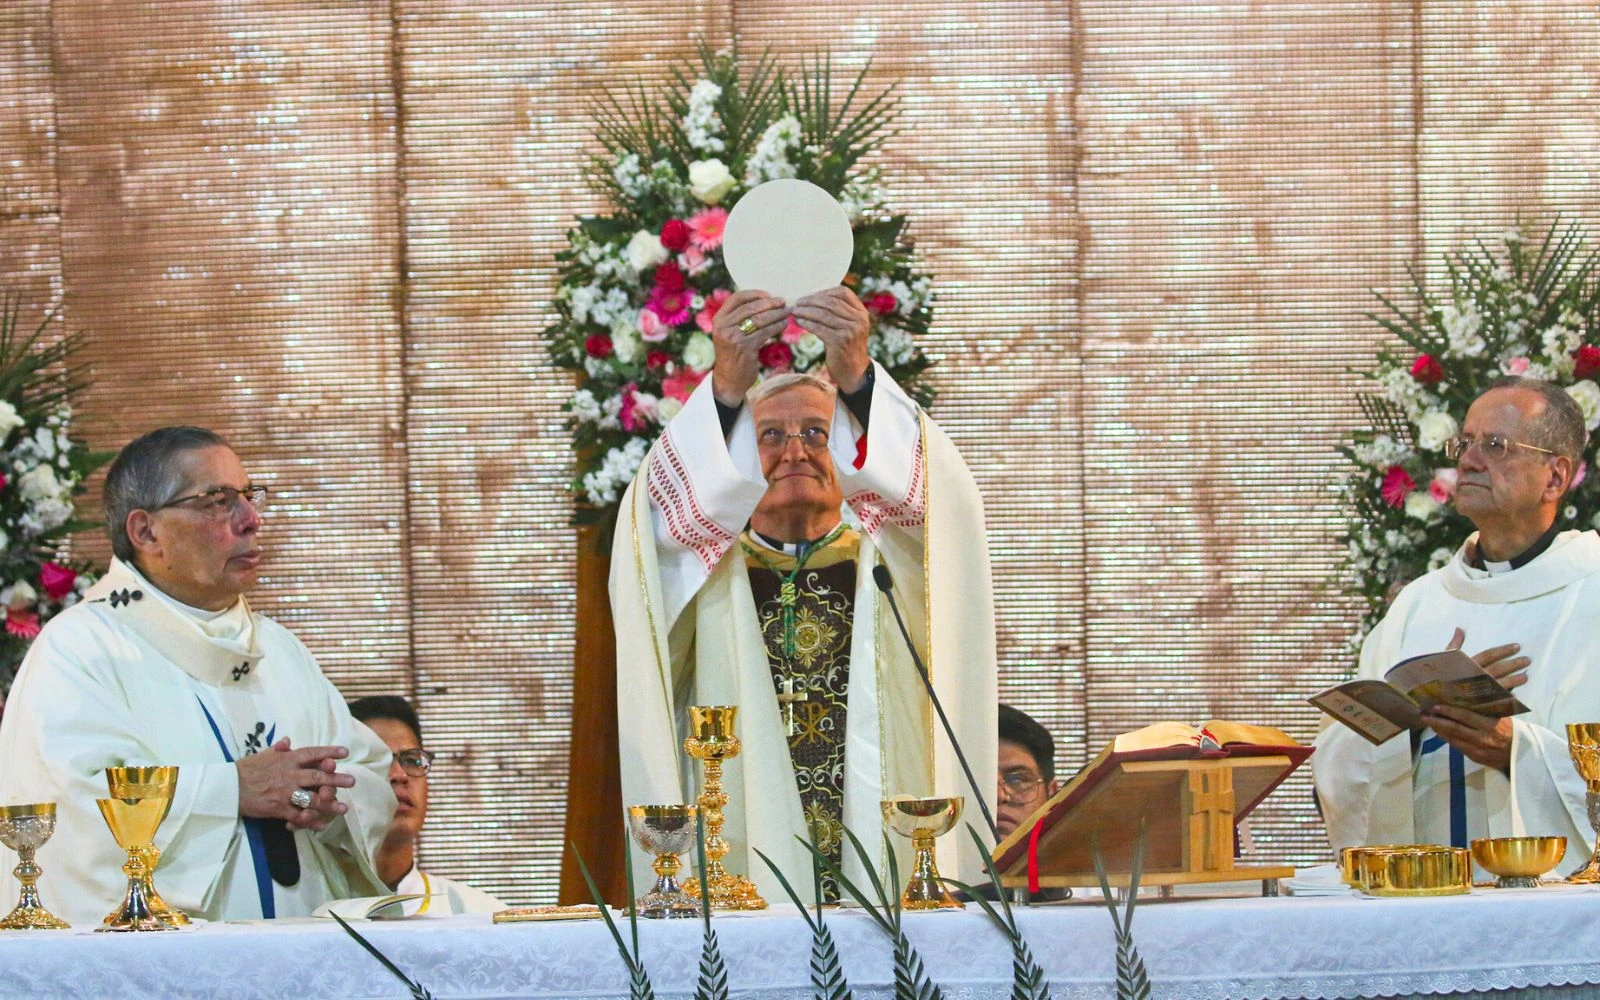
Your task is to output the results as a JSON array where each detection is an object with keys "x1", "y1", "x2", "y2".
[{"x1": 742, "y1": 527, "x2": 858, "y2": 899}]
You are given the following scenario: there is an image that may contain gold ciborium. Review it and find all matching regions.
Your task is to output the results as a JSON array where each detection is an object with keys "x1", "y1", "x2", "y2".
[
  {"x1": 1472, "y1": 836, "x2": 1566, "y2": 889},
  {"x1": 882, "y1": 795, "x2": 964, "y2": 910},
  {"x1": 679, "y1": 706, "x2": 766, "y2": 911},
  {"x1": 0, "y1": 803, "x2": 69, "y2": 930},
  {"x1": 98, "y1": 766, "x2": 182, "y2": 932},
  {"x1": 626, "y1": 804, "x2": 700, "y2": 919},
  {"x1": 1566, "y1": 723, "x2": 1600, "y2": 883}
]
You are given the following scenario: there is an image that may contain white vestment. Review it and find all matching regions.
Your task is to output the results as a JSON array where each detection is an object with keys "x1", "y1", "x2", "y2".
[
  {"x1": 395, "y1": 864, "x2": 506, "y2": 916},
  {"x1": 0, "y1": 559, "x2": 394, "y2": 925},
  {"x1": 612, "y1": 362, "x2": 998, "y2": 901},
  {"x1": 1313, "y1": 530, "x2": 1600, "y2": 873}
]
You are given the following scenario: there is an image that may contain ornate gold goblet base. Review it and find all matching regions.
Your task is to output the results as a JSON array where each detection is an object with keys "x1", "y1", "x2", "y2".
[
  {"x1": 682, "y1": 705, "x2": 767, "y2": 911},
  {"x1": 883, "y1": 795, "x2": 964, "y2": 911},
  {"x1": 681, "y1": 871, "x2": 769, "y2": 911},
  {"x1": 0, "y1": 803, "x2": 69, "y2": 931},
  {"x1": 100, "y1": 860, "x2": 172, "y2": 933},
  {"x1": 137, "y1": 847, "x2": 190, "y2": 927}
]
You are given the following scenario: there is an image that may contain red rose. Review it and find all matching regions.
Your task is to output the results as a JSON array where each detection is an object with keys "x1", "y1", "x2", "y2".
[
  {"x1": 646, "y1": 350, "x2": 670, "y2": 370},
  {"x1": 654, "y1": 261, "x2": 685, "y2": 293},
  {"x1": 0, "y1": 473, "x2": 7, "y2": 491},
  {"x1": 660, "y1": 219, "x2": 691, "y2": 253},
  {"x1": 1574, "y1": 345, "x2": 1600, "y2": 380},
  {"x1": 1381, "y1": 465, "x2": 1415, "y2": 509},
  {"x1": 759, "y1": 342, "x2": 793, "y2": 371},
  {"x1": 39, "y1": 562, "x2": 77, "y2": 600},
  {"x1": 864, "y1": 291, "x2": 898, "y2": 316},
  {"x1": 584, "y1": 334, "x2": 613, "y2": 359},
  {"x1": 1410, "y1": 354, "x2": 1444, "y2": 385}
]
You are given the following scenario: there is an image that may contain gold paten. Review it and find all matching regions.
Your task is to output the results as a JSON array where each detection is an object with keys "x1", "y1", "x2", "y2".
[
  {"x1": 626, "y1": 804, "x2": 700, "y2": 919},
  {"x1": 1471, "y1": 836, "x2": 1566, "y2": 889},
  {"x1": 1355, "y1": 844, "x2": 1470, "y2": 897},
  {"x1": 1565, "y1": 723, "x2": 1600, "y2": 883},
  {"x1": 882, "y1": 795, "x2": 964, "y2": 910},
  {"x1": 493, "y1": 904, "x2": 602, "y2": 923},
  {"x1": 98, "y1": 765, "x2": 185, "y2": 931},
  {"x1": 679, "y1": 706, "x2": 767, "y2": 910},
  {"x1": 0, "y1": 802, "x2": 69, "y2": 930}
]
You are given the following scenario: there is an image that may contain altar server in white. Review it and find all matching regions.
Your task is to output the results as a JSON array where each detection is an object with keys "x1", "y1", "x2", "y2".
[
  {"x1": 1315, "y1": 378, "x2": 1600, "y2": 869},
  {"x1": 612, "y1": 285, "x2": 997, "y2": 902},
  {"x1": 0, "y1": 426, "x2": 394, "y2": 924}
]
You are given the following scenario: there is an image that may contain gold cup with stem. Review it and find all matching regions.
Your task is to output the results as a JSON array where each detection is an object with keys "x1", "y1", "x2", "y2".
[
  {"x1": 1565, "y1": 723, "x2": 1600, "y2": 883},
  {"x1": 626, "y1": 804, "x2": 701, "y2": 918},
  {"x1": 882, "y1": 795, "x2": 964, "y2": 910},
  {"x1": 0, "y1": 802, "x2": 69, "y2": 930},
  {"x1": 98, "y1": 765, "x2": 183, "y2": 932},
  {"x1": 679, "y1": 705, "x2": 767, "y2": 910}
]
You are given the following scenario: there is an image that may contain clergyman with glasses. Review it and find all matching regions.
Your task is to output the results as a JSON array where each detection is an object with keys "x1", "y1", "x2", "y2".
[
  {"x1": 348, "y1": 695, "x2": 504, "y2": 914},
  {"x1": 610, "y1": 285, "x2": 997, "y2": 902},
  {"x1": 1314, "y1": 377, "x2": 1600, "y2": 871},
  {"x1": 0, "y1": 426, "x2": 395, "y2": 924}
]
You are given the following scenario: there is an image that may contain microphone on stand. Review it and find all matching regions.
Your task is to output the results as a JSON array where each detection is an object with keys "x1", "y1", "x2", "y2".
[{"x1": 872, "y1": 563, "x2": 999, "y2": 844}]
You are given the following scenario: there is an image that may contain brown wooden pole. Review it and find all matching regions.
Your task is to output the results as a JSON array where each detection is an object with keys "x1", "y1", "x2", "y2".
[{"x1": 557, "y1": 525, "x2": 627, "y2": 906}]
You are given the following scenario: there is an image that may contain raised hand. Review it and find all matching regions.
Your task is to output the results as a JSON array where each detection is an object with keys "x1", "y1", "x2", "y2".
[
  {"x1": 792, "y1": 287, "x2": 871, "y2": 393},
  {"x1": 711, "y1": 290, "x2": 788, "y2": 406},
  {"x1": 236, "y1": 738, "x2": 354, "y2": 831}
]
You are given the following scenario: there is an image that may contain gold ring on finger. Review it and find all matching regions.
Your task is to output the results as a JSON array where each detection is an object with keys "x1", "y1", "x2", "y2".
[{"x1": 738, "y1": 318, "x2": 757, "y2": 335}]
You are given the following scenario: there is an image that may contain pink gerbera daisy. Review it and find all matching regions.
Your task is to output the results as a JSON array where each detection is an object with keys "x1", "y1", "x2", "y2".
[
  {"x1": 647, "y1": 286, "x2": 693, "y2": 327},
  {"x1": 688, "y1": 207, "x2": 729, "y2": 252},
  {"x1": 6, "y1": 607, "x2": 40, "y2": 639},
  {"x1": 1380, "y1": 465, "x2": 1415, "y2": 509}
]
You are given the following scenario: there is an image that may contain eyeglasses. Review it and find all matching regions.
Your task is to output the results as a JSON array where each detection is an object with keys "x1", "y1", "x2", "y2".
[
  {"x1": 1442, "y1": 434, "x2": 1556, "y2": 462},
  {"x1": 394, "y1": 748, "x2": 436, "y2": 778},
  {"x1": 998, "y1": 769, "x2": 1045, "y2": 801},
  {"x1": 156, "y1": 485, "x2": 270, "y2": 519},
  {"x1": 758, "y1": 426, "x2": 830, "y2": 452}
]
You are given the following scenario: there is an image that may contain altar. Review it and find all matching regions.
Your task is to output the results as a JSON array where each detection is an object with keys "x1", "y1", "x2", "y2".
[{"x1": 8, "y1": 888, "x2": 1600, "y2": 999}]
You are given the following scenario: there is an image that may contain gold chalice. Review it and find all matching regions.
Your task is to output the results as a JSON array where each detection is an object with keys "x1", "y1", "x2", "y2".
[
  {"x1": 1471, "y1": 836, "x2": 1566, "y2": 889},
  {"x1": 1566, "y1": 723, "x2": 1600, "y2": 883},
  {"x1": 882, "y1": 795, "x2": 964, "y2": 910},
  {"x1": 679, "y1": 706, "x2": 766, "y2": 911},
  {"x1": 626, "y1": 804, "x2": 700, "y2": 919},
  {"x1": 0, "y1": 803, "x2": 69, "y2": 930},
  {"x1": 98, "y1": 765, "x2": 181, "y2": 932}
]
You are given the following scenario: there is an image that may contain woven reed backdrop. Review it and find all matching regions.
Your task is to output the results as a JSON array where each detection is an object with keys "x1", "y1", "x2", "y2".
[{"x1": 2, "y1": 1, "x2": 1598, "y2": 904}]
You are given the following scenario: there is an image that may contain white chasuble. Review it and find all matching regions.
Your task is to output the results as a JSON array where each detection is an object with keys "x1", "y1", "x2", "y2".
[
  {"x1": 0, "y1": 559, "x2": 394, "y2": 925},
  {"x1": 1313, "y1": 530, "x2": 1600, "y2": 874},
  {"x1": 612, "y1": 362, "x2": 998, "y2": 902}
]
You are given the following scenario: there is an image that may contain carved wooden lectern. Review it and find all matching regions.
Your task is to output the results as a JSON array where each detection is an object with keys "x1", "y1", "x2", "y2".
[{"x1": 992, "y1": 721, "x2": 1312, "y2": 890}]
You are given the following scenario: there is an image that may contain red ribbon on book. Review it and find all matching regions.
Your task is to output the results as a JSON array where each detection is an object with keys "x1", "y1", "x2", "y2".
[{"x1": 1026, "y1": 817, "x2": 1045, "y2": 894}]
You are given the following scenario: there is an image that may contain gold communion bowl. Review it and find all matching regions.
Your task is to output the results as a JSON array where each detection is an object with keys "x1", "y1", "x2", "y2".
[
  {"x1": 1355, "y1": 844, "x2": 1471, "y2": 897},
  {"x1": 1471, "y1": 836, "x2": 1566, "y2": 889}
]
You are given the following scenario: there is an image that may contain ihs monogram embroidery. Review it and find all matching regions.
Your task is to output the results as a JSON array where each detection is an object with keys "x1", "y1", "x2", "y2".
[
  {"x1": 241, "y1": 722, "x2": 268, "y2": 756},
  {"x1": 106, "y1": 589, "x2": 144, "y2": 608},
  {"x1": 232, "y1": 661, "x2": 251, "y2": 682}
]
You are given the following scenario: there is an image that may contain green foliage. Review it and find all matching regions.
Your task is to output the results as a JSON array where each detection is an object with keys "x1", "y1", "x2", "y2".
[
  {"x1": 941, "y1": 824, "x2": 1052, "y2": 1000},
  {"x1": 1091, "y1": 834, "x2": 1152, "y2": 1000},
  {"x1": 692, "y1": 810, "x2": 729, "y2": 1000},
  {"x1": 329, "y1": 912, "x2": 436, "y2": 1000},
  {"x1": 754, "y1": 844, "x2": 855, "y2": 1000},
  {"x1": 573, "y1": 842, "x2": 656, "y2": 1000}
]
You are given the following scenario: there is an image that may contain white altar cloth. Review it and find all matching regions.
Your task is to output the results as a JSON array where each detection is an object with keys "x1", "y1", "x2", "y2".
[{"x1": 7, "y1": 890, "x2": 1600, "y2": 999}]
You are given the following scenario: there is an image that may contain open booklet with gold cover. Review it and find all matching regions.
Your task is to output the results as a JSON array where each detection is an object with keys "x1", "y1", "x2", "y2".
[{"x1": 991, "y1": 721, "x2": 1312, "y2": 890}]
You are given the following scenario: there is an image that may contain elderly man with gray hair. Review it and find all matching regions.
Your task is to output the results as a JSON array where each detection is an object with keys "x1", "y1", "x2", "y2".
[
  {"x1": 1315, "y1": 377, "x2": 1600, "y2": 872},
  {"x1": 0, "y1": 426, "x2": 393, "y2": 925},
  {"x1": 611, "y1": 286, "x2": 997, "y2": 903}
]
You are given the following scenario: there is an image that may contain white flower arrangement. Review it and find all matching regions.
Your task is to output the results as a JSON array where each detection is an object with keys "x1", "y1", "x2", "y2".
[{"x1": 1339, "y1": 222, "x2": 1600, "y2": 650}]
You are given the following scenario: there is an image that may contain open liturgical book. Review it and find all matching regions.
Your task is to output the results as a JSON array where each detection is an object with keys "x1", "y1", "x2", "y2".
[
  {"x1": 992, "y1": 721, "x2": 1311, "y2": 889},
  {"x1": 1309, "y1": 649, "x2": 1529, "y2": 746}
]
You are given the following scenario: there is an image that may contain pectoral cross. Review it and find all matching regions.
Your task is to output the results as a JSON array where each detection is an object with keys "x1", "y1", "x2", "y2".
[{"x1": 776, "y1": 676, "x2": 810, "y2": 737}]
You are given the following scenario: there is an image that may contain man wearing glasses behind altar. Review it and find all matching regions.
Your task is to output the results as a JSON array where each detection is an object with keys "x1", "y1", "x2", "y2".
[
  {"x1": 0, "y1": 426, "x2": 394, "y2": 925},
  {"x1": 1314, "y1": 378, "x2": 1600, "y2": 872}
]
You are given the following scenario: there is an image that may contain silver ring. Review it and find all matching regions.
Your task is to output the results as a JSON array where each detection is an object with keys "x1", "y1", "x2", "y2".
[{"x1": 289, "y1": 788, "x2": 313, "y2": 810}]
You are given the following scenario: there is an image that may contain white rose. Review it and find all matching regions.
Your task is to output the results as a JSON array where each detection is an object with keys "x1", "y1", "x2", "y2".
[
  {"x1": 682, "y1": 333, "x2": 716, "y2": 372},
  {"x1": 609, "y1": 322, "x2": 642, "y2": 365},
  {"x1": 1414, "y1": 410, "x2": 1459, "y2": 452},
  {"x1": 0, "y1": 401, "x2": 23, "y2": 439},
  {"x1": 5, "y1": 580, "x2": 37, "y2": 609},
  {"x1": 18, "y1": 464, "x2": 60, "y2": 503},
  {"x1": 688, "y1": 159, "x2": 736, "y2": 204},
  {"x1": 625, "y1": 229, "x2": 669, "y2": 272},
  {"x1": 657, "y1": 397, "x2": 684, "y2": 424},
  {"x1": 1404, "y1": 491, "x2": 1440, "y2": 522},
  {"x1": 1568, "y1": 380, "x2": 1600, "y2": 431}
]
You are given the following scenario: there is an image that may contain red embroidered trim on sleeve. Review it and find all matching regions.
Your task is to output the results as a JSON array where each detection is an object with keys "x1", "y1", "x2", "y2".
[
  {"x1": 645, "y1": 432, "x2": 737, "y2": 574},
  {"x1": 846, "y1": 435, "x2": 926, "y2": 535}
]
